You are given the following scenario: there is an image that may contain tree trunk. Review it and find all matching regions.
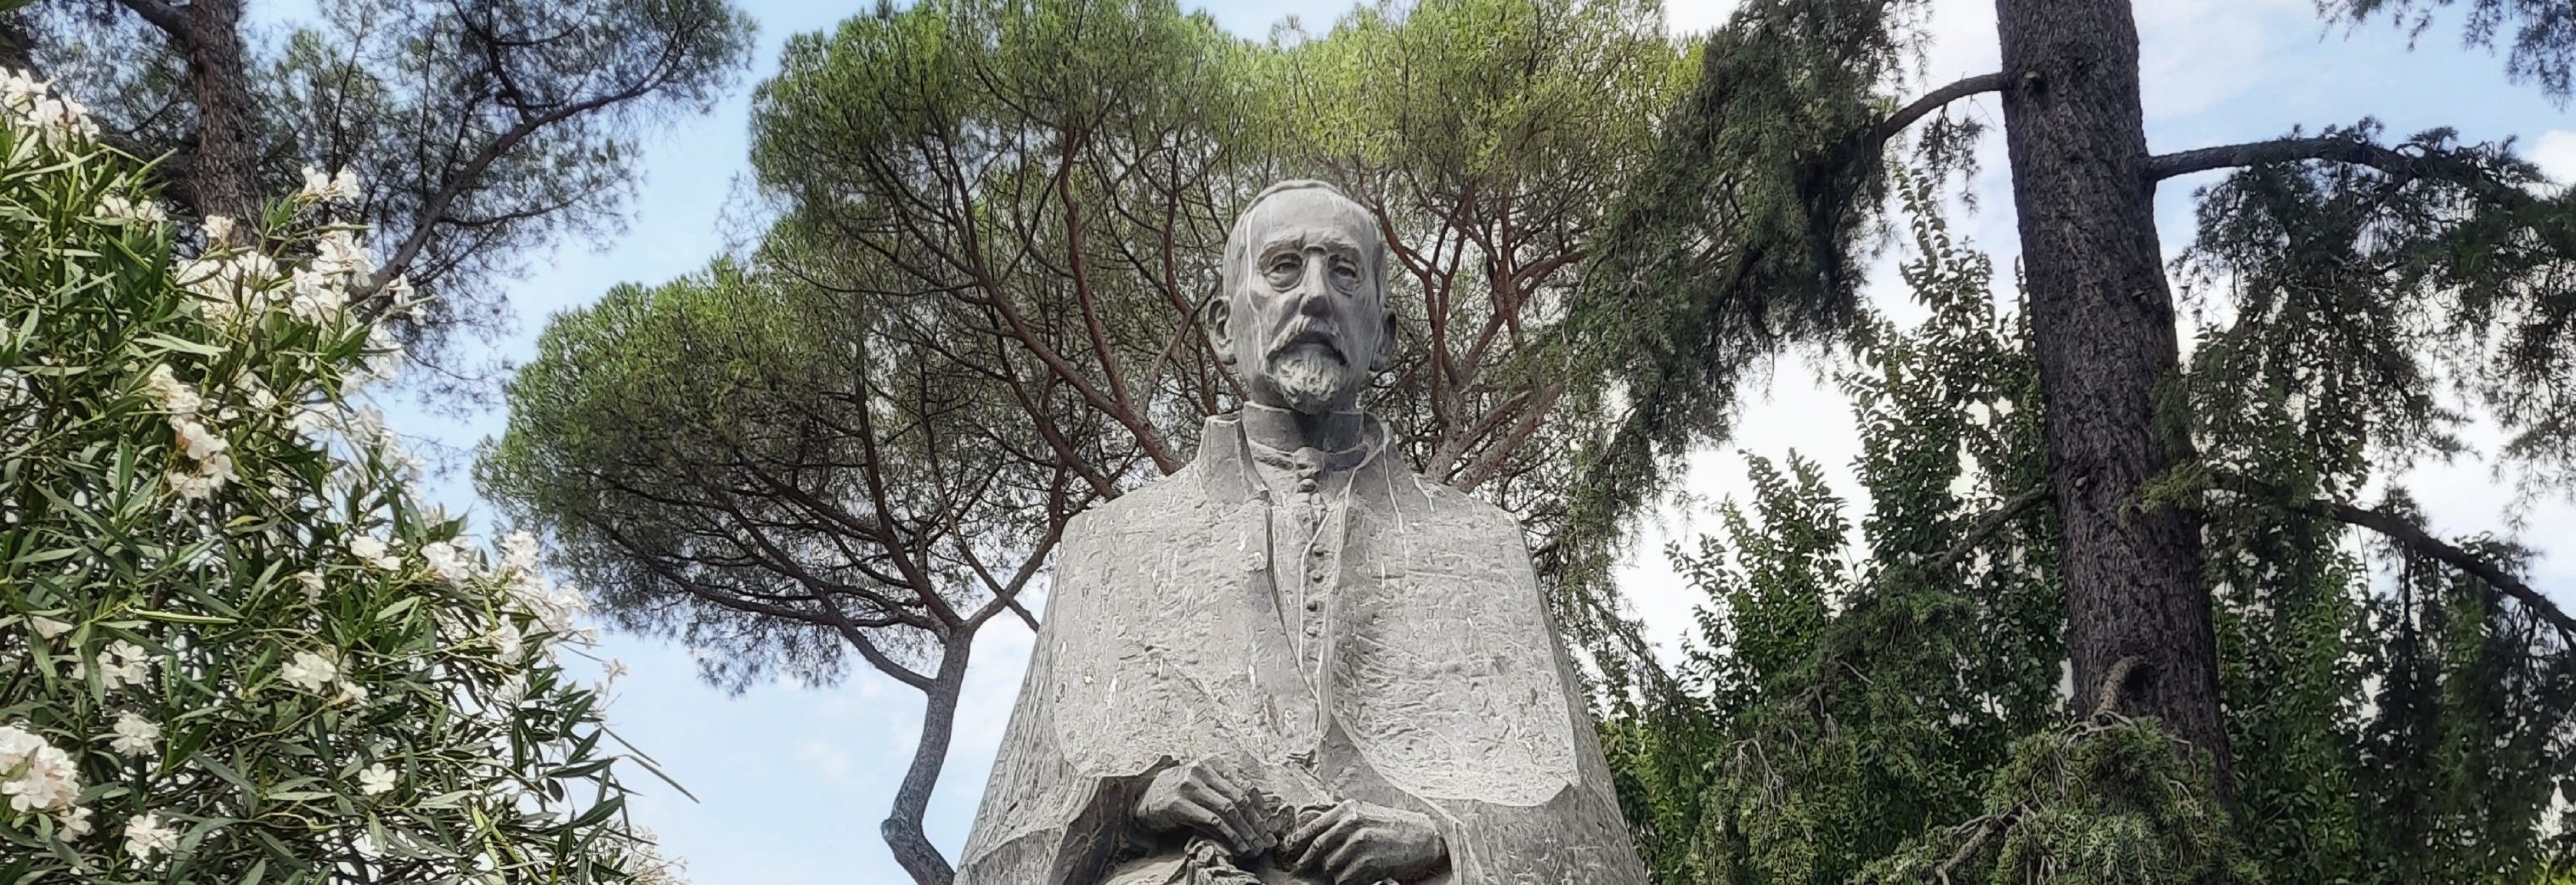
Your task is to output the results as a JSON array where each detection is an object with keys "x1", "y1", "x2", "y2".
[
  {"x1": 884, "y1": 635, "x2": 969, "y2": 885},
  {"x1": 1991, "y1": 0, "x2": 2234, "y2": 801},
  {"x1": 147, "y1": 0, "x2": 260, "y2": 223},
  {"x1": 0, "y1": 11, "x2": 37, "y2": 78}
]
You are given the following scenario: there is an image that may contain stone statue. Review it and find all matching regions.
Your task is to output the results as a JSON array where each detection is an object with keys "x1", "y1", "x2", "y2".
[{"x1": 957, "y1": 181, "x2": 1647, "y2": 885}]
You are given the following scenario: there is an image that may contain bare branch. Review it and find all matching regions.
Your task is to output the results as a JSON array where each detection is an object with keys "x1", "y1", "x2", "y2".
[
  {"x1": 107, "y1": 0, "x2": 195, "y2": 42},
  {"x1": 1874, "y1": 71, "x2": 2007, "y2": 142},
  {"x1": 2212, "y1": 476, "x2": 2576, "y2": 640},
  {"x1": 1938, "y1": 486, "x2": 2051, "y2": 572}
]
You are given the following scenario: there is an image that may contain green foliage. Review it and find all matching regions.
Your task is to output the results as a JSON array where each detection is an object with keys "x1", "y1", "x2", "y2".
[
  {"x1": 1559, "y1": 0, "x2": 1940, "y2": 645},
  {"x1": 1607, "y1": 175, "x2": 2576, "y2": 882},
  {"x1": 478, "y1": 251, "x2": 1078, "y2": 691},
  {"x1": 1861, "y1": 718, "x2": 2247, "y2": 885},
  {"x1": 1606, "y1": 184, "x2": 2065, "y2": 885},
  {"x1": 20, "y1": 0, "x2": 755, "y2": 364},
  {"x1": 0, "y1": 80, "x2": 674, "y2": 883},
  {"x1": 2175, "y1": 121, "x2": 2576, "y2": 883}
]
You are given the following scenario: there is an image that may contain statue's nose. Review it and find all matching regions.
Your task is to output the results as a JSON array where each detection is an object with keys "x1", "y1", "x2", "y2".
[{"x1": 1294, "y1": 262, "x2": 1336, "y2": 318}]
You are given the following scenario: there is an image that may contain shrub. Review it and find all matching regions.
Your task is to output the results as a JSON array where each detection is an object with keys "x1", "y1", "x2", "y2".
[{"x1": 0, "y1": 71, "x2": 679, "y2": 883}]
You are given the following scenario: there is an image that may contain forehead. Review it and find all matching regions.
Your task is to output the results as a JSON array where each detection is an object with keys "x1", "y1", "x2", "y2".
[{"x1": 1242, "y1": 190, "x2": 1376, "y2": 253}]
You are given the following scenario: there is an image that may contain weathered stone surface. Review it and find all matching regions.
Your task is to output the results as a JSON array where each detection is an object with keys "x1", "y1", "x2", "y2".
[{"x1": 958, "y1": 181, "x2": 1647, "y2": 885}]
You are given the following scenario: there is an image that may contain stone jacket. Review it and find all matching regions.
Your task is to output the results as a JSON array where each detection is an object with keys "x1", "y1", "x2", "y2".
[{"x1": 956, "y1": 414, "x2": 1646, "y2": 885}]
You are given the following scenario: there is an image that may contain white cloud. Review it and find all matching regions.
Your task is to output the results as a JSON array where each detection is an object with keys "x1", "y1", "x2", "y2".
[
  {"x1": 2528, "y1": 130, "x2": 2576, "y2": 186},
  {"x1": 1664, "y1": 0, "x2": 1737, "y2": 37}
]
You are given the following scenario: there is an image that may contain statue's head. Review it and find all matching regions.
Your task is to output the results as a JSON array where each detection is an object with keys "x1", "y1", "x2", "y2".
[{"x1": 1205, "y1": 180, "x2": 1394, "y2": 415}]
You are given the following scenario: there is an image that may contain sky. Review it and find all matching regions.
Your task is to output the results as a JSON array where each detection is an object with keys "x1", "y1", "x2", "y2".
[{"x1": 342, "y1": 1, "x2": 2576, "y2": 882}]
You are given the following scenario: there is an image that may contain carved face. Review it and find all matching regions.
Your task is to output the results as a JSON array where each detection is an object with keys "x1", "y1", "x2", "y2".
[{"x1": 1207, "y1": 184, "x2": 1394, "y2": 415}]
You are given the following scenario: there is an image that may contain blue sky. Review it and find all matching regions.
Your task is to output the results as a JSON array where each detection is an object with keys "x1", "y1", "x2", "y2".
[{"x1": 359, "y1": 1, "x2": 2576, "y2": 882}]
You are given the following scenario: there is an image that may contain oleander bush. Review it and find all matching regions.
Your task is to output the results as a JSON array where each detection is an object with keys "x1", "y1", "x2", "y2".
[{"x1": 0, "y1": 71, "x2": 680, "y2": 883}]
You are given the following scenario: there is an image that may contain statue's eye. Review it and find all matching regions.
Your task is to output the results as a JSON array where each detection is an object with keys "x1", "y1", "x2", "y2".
[
  {"x1": 1330, "y1": 258, "x2": 1361, "y2": 289},
  {"x1": 1265, "y1": 255, "x2": 1302, "y2": 286}
]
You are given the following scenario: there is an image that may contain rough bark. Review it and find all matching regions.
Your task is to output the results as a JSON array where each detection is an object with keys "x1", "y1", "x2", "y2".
[
  {"x1": 111, "y1": 0, "x2": 262, "y2": 222},
  {"x1": 0, "y1": 11, "x2": 36, "y2": 78},
  {"x1": 885, "y1": 634, "x2": 970, "y2": 885},
  {"x1": 1992, "y1": 0, "x2": 2234, "y2": 800}
]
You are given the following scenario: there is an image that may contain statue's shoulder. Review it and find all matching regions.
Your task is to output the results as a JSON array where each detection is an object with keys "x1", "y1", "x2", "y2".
[
  {"x1": 1373, "y1": 464, "x2": 1525, "y2": 534},
  {"x1": 1059, "y1": 461, "x2": 1221, "y2": 549}
]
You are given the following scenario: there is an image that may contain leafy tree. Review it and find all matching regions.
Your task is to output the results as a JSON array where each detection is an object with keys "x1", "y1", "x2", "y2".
[
  {"x1": 1588, "y1": 0, "x2": 2576, "y2": 815},
  {"x1": 6, "y1": 0, "x2": 754, "y2": 368},
  {"x1": 1609, "y1": 179, "x2": 2575, "y2": 883},
  {"x1": 0, "y1": 75, "x2": 677, "y2": 883},
  {"x1": 478, "y1": 251, "x2": 1089, "y2": 885},
  {"x1": 1606, "y1": 185, "x2": 2070, "y2": 884}
]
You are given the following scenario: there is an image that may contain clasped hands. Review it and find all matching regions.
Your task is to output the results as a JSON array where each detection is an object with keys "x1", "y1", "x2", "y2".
[{"x1": 1133, "y1": 758, "x2": 1446, "y2": 884}]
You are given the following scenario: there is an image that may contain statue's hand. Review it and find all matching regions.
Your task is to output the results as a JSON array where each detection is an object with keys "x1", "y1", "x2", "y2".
[
  {"x1": 1282, "y1": 799, "x2": 1447, "y2": 883},
  {"x1": 1133, "y1": 758, "x2": 1276, "y2": 856}
]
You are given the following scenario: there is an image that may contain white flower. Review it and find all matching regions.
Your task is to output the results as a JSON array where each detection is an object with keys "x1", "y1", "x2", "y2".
[
  {"x1": 334, "y1": 680, "x2": 370, "y2": 706},
  {"x1": 486, "y1": 623, "x2": 523, "y2": 661},
  {"x1": 602, "y1": 657, "x2": 629, "y2": 683},
  {"x1": 166, "y1": 452, "x2": 237, "y2": 500},
  {"x1": 356, "y1": 763, "x2": 396, "y2": 796},
  {"x1": 98, "y1": 640, "x2": 154, "y2": 691},
  {"x1": 28, "y1": 615, "x2": 71, "y2": 640},
  {"x1": 420, "y1": 539, "x2": 476, "y2": 585},
  {"x1": 0, "y1": 70, "x2": 43, "y2": 108},
  {"x1": 144, "y1": 364, "x2": 201, "y2": 415},
  {"x1": 280, "y1": 650, "x2": 339, "y2": 692},
  {"x1": 108, "y1": 712, "x2": 159, "y2": 755},
  {"x1": 298, "y1": 166, "x2": 361, "y2": 203},
  {"x1": 170, "y1": 415, "x2": 227, "y2": 461},
  {"x1": 285, "y1": 268, "x2": 347, "y2": 321},
  {"x1": 314, "y1": 228, "x2": 374, "y2": 277},
  {"x1": 201, "y1": 215, "x2": 235, "y2": 245},
  {"x1": 347, "y1": 534, "x2": 400, "y2": 571},
  {"x1": 295, "y1": 570, "x2": 325, "y2": 600},
  {"x1": 0, "y1": 723, "x2": 80, "y2": 813},
  {"x1": 175, "y1": 251, "x2": 281, "y2": 324},
  {"x1": 361, "y1": 324, "x2": 404, "y2": 382},
  {"x1": 26, "y1": 93, "x2": 96, "y2": 145},
  {"x1": 500, "y1": 531, "x2": 542, "y2": 577},
  {"x1": 57, "y1": 804, "x2": 93, "y2": 839},
  {"x1": 95, "y1": 193, "x2": 167, "y2": 226},
  {"x1": 381, "y1": 275, "x2": 417, "y2": 314},
  {"x1": 123, "y1": 811, "x2": 178, "y2": 859}
]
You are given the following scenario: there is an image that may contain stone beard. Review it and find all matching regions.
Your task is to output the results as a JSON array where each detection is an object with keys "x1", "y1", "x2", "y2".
[
  {"x1": 1265, "y1": 344, "x2": 1346, "y2": 415},
  {"x1": 956, "y1": 181, "x2": 1647, "y2": 885}
]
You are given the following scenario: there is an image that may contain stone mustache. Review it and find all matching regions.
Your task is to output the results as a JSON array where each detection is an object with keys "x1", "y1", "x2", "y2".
[{"x1": 958, "y1": 181, "x2": 1647, "y2": 885}]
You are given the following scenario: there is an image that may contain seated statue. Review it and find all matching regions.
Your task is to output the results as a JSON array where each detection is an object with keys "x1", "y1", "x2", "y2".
[{"x1": 957, "y1": 180, "x2": 1647, "y2": 885}]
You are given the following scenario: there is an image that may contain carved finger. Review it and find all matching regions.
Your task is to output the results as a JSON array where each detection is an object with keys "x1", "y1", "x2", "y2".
[
  {"x1": 1208, "y1": 791, "x2": 1271, "y2": 853},
  {"x1": 1298, "y1": 809, "x2": 1369, "y2": 872},
  {"x1": 1196, "y1": 766, "x2": 1254, "y2": 809},
  {"x1": 1322, "y1": 826, "x2": 1382, "y2": 882},
  {"x1": 1285, "y1": 803, "x2": 1350, "y2": 867},
  {"x1": 1172, "y1": 802, "x2": 1231, "y2": 842}
]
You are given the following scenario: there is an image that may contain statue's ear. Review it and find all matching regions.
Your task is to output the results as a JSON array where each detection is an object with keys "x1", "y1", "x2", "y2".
[
  {"x1": 1200, "y1": 295, "x2": 1236, "y2": 364},
  {"x1": 1372, "y1": 307, "x2": 1397, "y2": 373}
]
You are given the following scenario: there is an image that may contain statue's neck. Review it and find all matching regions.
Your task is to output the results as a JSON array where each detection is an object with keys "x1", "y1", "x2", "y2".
[{"x1": 1240, "y1": 402, "x2": 1367, "y2": 454}]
